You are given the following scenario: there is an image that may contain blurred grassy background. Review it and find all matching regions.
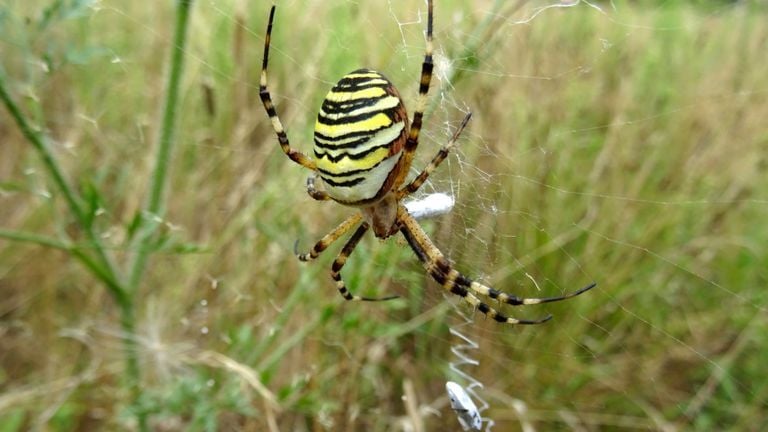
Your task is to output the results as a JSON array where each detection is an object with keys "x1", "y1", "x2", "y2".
[{"x1": 1, "y1": 0, "x2": 767, "y2": 430}]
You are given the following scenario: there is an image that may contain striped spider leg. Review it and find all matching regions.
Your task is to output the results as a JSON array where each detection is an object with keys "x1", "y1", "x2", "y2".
[
  {"x1": 294, "y1": 213, "x2": 397, "y2": 302},
  {"x1": 393, "y1": 114, "x2": 595, "y2": 324},
  {"x1": 398, "y1": 112, "x2": 472, "y2": 199},
  {"x1": 398, "y1": 205, "x2": 596, "y2": 324},
  {"x1": 259, "y1": 6, "x2": 316, "y2": 171}
]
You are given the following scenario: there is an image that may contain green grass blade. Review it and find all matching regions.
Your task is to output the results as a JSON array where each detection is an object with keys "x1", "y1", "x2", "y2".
[{"x1": 127, "y1": 0, "x2": 195, "y2": 292}]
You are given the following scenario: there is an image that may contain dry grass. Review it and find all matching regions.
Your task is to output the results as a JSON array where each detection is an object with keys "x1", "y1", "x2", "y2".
[{"x1": 1, "y1": 0, "x2": 767, "y2": 430}]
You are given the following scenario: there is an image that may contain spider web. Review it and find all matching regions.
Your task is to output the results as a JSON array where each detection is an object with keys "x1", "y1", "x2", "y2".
[{"x1": 3, "y1": 0, "x2": 766, "y2": 430}]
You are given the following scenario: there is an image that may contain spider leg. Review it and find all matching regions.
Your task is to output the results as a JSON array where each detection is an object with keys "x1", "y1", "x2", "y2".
[
  {"x1": 398, "y1": 112, "x2": 472, "y2": 199},
  {"x1": 295, "y1": 213, "x2": 398, "y2": 301},
  {"x1": 296, "y1": 213, "x2": 362, "y2": 262},
  {"x1": 398, "y1": 207, "x2": 594, "y2": 324},
  {"x1": 306, "y1": 174, "x2": 331, "y2": 201},
  {"x1": 393, "y1": 0, "x2": 434, "y2": 188},
  {"x1": 473, "y1": 281, "x2": 597, "y2": 306},
  {"x1": 260, "y1": 6, "x2": 316, "y2": 170},
  {"x1": 331, "y1": 222, "x2": 399, "y2": 302}
]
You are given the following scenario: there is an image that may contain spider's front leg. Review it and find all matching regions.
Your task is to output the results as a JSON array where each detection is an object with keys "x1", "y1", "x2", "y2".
[
  {"x1": 392, "y1": 0, "x2": 435, "y2": 188},
  {"x1": 259, "y1": 5, "x2": 316, "y2": 171},
  {"x1": 398, "y1": 112, "x2": 472, "y2": 199}
]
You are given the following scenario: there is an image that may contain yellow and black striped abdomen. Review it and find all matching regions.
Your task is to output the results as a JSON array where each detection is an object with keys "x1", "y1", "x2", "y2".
[{"x1": 314, "y1": 69, "x2": 408, "y2": 205}]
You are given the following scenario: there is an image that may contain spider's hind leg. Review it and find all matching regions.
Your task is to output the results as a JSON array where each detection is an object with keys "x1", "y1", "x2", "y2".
[
  {"x1": 397, "y1": 206, "x2": 594, "y2": 324},
  {"x1": 470, "y1": 280, "x2": 596, "y2": 307}
]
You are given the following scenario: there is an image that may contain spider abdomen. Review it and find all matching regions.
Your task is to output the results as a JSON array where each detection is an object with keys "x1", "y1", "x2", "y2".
[{"x1": 314, "y1": 69, "x2": 409, "y2": 205}]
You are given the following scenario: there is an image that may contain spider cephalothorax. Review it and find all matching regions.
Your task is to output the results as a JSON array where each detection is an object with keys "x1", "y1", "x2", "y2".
[{"x1": 259, "y1": 1, "x2": 595, "y2": 323}]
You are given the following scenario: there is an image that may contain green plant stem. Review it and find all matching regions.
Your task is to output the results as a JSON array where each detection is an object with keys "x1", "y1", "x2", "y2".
[
  {"x1": 123, "y1": 3, "x2": 194, "y2": 426},
  {"x1": 1, "y1": 66, "x2": 141, "y2": 430},
  {"x1": 2, "y1": 2, "x2": 194, "y2": 430},
  {"x1": 0, "y1": 228, "x2": 70, "y2": 250},
  {"x1": 0, "y1": 229, "x2": 133, "y2": 306},
  {"x1": 1, "y1": 40, "x2": 142, "y2": 432},
  {"x1": 72, "y1": 248, "x2": 132, "y2": 307},
  {"x1": 0, "y1": 72, "x2": 126, "y2": 303},
  {"x1": 118, "y1": 300, "x2": 147, "y2": 432},
  {"x1": 127, "y1": 0, "x2": 194, "y2": 292},
  {"x1": 0, "y1": 73, "x2": 86, "y2": 222}
]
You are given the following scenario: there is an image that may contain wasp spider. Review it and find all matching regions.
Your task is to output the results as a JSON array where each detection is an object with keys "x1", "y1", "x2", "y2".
[{"x1": 259, "y1": 1, "x2": 595, "y2": 324}]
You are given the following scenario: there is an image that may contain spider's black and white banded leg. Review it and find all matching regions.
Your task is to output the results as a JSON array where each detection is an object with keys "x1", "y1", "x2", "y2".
[
  {"x1": 331, "y1": 222, "x2": 399, "y2": 302},
  {"x1": 295, "y1": 213, "x2": 398, "y2": 302},
  {"x1": 260, "y1": 5, "x2": 316, "y2": 171},
  {"x1": 398, "y1": 206, "x2": 595, "y2": 324},
  {"x1": 394, "y1": 0, "x2": 435, "y2": 187},
  {"x1": 398, "y1": 112, "x2": 472, "y2": 199},
  {"x1": 295, "y1": 214, "x2": 362, "y2": 262}
]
